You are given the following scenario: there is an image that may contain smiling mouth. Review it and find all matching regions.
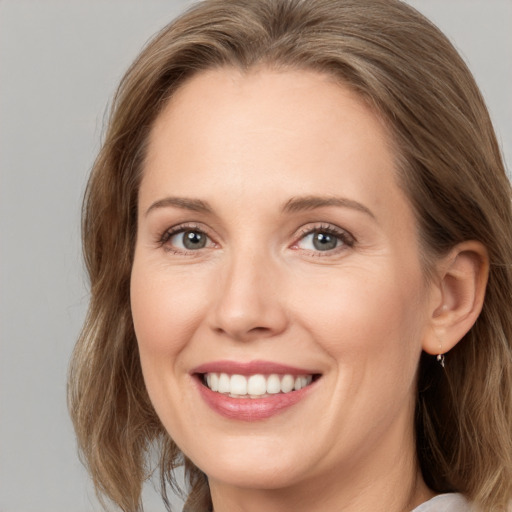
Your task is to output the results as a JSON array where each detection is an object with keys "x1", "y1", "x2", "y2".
[{"x1": 200, "y1": 372, "x2": 319, "y2": 398}]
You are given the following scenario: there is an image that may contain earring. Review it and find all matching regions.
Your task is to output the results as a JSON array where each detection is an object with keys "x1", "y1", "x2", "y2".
[{"x1": 435, "y1": 326, "x2": 446, "y2": 368}]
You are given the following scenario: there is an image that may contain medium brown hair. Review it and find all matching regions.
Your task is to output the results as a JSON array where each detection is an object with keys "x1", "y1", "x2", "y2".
[{"x1": 68, "y1": 0, "x2": 512, "y2": 510}]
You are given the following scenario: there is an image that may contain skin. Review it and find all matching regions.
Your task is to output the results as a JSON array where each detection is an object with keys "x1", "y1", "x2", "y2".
[{"x1": 131, "y1": 68, "x2": 458, "y2": 511}]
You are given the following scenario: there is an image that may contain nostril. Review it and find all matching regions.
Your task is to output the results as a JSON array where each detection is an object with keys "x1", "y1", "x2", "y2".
[
  {"x1": 212, "y1": 323, "x2": 281, "y2": 342},
  {"x1": 248, "y1": 326, "x2": 272, "y2": 334}
]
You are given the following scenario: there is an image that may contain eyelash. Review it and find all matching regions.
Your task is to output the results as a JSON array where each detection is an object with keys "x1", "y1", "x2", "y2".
[
  {"x1": 157, "y1": 223, "x2": 215, "y2": 254},
  {"x1": 292, "y1": 224, "x2": 355, "y2": 255},
  {"x1": 157, "y1": 222, "x2": 355, "y2": 255}
]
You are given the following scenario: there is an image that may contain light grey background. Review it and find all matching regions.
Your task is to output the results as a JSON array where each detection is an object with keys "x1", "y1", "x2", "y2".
[{"x1": 0, "y1": 1, "x2": 510, "y2": 511}]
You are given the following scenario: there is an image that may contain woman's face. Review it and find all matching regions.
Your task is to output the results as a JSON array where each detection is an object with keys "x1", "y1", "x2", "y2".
[{"x1": 131, "y1": 68, "x2": 436, "y2": 493}]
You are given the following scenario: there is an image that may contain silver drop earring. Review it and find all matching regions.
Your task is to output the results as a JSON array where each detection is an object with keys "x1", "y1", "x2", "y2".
[{"x1": 435, "y1": 324, "x2": 446, "y2": 368}]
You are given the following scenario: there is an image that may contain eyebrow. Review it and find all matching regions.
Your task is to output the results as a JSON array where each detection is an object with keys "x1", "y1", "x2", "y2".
[
  {"x1": 145, "y1": 197, "x2": 213, "y2": 216},
  {"x1": 282, "y1": 195, "x2": 375, "y2": 219},
  {"x1": 144, "y1": 194, "x2": 375, "y2": 219}
]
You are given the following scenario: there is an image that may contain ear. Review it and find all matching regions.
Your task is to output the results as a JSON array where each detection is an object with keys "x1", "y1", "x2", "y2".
[{"x1": 422, "y1": 241, "x2": 489, "y2": 356}]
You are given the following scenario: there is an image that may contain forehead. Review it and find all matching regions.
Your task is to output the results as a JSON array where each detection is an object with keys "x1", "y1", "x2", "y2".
[
  {"x1": 141, "y1": 67, "x2": 408, "y2": 224},
  {"x1": 147, "y1": 67, "x2": 392, "y2": 165}
]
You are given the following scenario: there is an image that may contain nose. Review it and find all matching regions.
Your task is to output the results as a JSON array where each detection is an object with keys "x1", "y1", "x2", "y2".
[{"x1": 209, "y1": 249, "x2": 289, "y2": 342}]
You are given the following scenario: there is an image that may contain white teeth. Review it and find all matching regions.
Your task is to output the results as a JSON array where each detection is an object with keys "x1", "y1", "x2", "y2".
[
  {"x1": 281, "y1": 374, "x2": 295, "y2": 393},
  {"x1": 208, "y1": 373, "x2": 218, "y2": 391},
  {"x1": 203, "y1": 372, "x2": 314, "y2": 397},
  {"x1": 230, "y1": 374, "x2": 247, "y2": 395},
  {"x1": 218, "y1": 373, "x2": 230, "y2": 393},
  {"x1": 294, "y1": 376, "x2": 312, "y2": 390},
  {"x1": 266, "y1": 374, "x2": 281, "y2": 394},
  {"x1": 247, "y1": 374, "x2": 266, "y2": 395}
]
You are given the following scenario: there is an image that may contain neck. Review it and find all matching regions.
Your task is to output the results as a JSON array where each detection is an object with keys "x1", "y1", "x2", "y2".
[{"x1": 210, "y1": 466, "x2": 432, "y2": 512}]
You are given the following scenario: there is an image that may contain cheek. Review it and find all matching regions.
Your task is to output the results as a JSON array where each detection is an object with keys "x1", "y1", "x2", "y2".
[
  {"x1": 130, "y1": 259, "x2": 209, "y2": 435},
  {"x1": 295, "y1": 265, "x2": 427, "y2": 446},
  {"x1": 296, "y1": 263, "x2": 426, "y2": 373},
  {"x1": 130, "y1": 262, "x2": 206, "y2": 358}
]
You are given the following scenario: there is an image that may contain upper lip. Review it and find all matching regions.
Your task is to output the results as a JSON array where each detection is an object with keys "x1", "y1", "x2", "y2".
[{"x1": 192, "y1": 359, "x2": 319, "y2": 376}]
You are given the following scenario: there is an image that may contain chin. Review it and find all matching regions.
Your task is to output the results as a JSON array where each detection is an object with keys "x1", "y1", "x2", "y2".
[
  {"x1": 183, "y1": 435, "x2": 313, "y2": 490},
  {"x1": 202, "y1": 456, "x2": 307, "y2": 490}
]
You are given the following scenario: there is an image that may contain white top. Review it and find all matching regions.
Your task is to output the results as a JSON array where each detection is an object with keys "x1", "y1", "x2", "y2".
[{"x1": 412, "y1": 494, "x2": 471, "y2": 512}]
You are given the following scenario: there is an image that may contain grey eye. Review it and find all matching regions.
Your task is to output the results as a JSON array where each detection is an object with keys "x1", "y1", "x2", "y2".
[
  {"x1": 312, "y1": 232, "x2": 338, "y2": 251},
  {"x1": 298, "y1": 231, "x2": 341, "y2": 252},
  {"x1": 171, "y1": 230, "x2": 209, "y2": 250}
]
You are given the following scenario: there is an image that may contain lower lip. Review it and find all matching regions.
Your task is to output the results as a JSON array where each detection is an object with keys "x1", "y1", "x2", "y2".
[{"x1": 195, "y1": 377, "x2": 317, "y2": 421}]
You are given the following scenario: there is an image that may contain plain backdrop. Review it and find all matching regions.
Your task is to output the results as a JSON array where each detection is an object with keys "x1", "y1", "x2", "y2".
[{"x1": 0, "y1": 1, "x2": 510, "y2": 511}]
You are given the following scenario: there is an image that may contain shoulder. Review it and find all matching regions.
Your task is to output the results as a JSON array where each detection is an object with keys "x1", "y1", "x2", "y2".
[{"x1": 411, "y1": 494, "x2": 472, "y2": 512}]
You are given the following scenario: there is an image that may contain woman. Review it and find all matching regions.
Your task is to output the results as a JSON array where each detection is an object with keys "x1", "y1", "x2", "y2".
[{"x1": 68, "y1": 0, "x2": 512, "y2": 511}]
